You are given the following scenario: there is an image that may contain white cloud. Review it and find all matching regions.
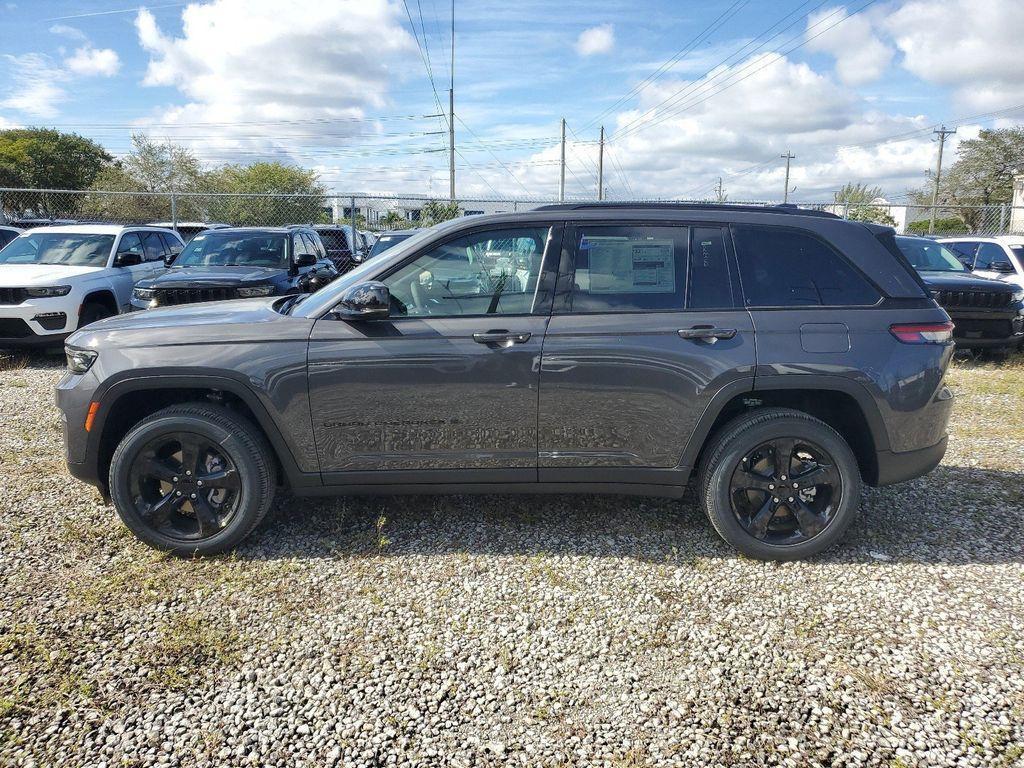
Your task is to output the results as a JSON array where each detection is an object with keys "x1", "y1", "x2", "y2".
[
  {"x1": 575, "y1": 24, "x2": 615, "y2": 57},
  {"x1": 133, "y1": 0, "x2": 417, "y2": 159},
  {"x1": 887, "y1": 0, "x2": 1024, "y2": 110},
  {"x1": 804, "y1": 5, "x2": 893, "y2": 85},
  {"x1": 49, "y1": 24, "x2": 87, "y2": 41},
  {"x1": 65, "y1": 46, "x2": 120, "y2": 77},
  {"x1": 0, "y1": 54, "x2": 66, "y2": 118}
]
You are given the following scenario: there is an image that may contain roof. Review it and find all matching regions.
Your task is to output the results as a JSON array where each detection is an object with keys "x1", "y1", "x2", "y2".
[
  {"x1": 19, "y1": 224, "x2": 177, "y2": 235},
  {"x1": 148, "y1": 221, "x2": 230, "y2": 228},
  {"x1": 533, "y1": 201, "x2": 841, "y2": 219},
  {"x1": 201, "y1": 226, "x2": 297, "y2": 234},
  {"x1": 938, "y1": 235, "x2": 1024, "y2": 244}
]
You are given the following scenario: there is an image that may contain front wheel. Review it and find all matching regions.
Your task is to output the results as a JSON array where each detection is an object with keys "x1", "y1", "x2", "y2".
[
  {"x1": 108, "y1": 404, "x2": 276, "y2": 556},
  {"x1": 698, "y1": 408, "x2": 861, "y2": 561}
]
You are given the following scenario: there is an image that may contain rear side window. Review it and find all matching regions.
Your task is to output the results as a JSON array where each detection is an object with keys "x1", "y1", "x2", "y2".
[
  {"x1": 688, "y1": 227, "x2": 733, "y2": 309},
  {"x1": 974, "y1": 242, "x2": 1007, "y2": 270},
  {"x1": 945, "y1": 241, "x2": 978, "y2": 265},
  {"x1": 733, "y1": 226, "x2": 879, "y2": 307},
  {"x1": 564, "y1": 225, "x2": 688, "y2": 312},
  {"x1": 318, "y1": 230, "x2": 352, "y2": 257},
  {"x1": 142, "y1": 232, "x2": 167, "y2": 261}
]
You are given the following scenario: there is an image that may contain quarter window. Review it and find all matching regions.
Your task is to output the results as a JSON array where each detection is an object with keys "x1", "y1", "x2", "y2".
[
  {"x1": 382, "y1": 226, "x2": 549, "y2": 317},
  {"x1": 563, "y1": 225, "x2": 688, "y2": 313},
  {"x1": 733, "y1": 226, "x2": 879, "y2": 307}
]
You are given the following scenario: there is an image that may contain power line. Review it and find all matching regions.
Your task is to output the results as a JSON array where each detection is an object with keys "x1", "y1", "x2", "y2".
[{"x1": 454, "y1": 114, "x2": 532, "y2": 195}]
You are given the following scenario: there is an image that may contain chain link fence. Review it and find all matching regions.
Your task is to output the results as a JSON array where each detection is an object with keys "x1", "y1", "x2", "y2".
[{"x1": 1, "y1": 187, "x2": 1022, "y2": 237}]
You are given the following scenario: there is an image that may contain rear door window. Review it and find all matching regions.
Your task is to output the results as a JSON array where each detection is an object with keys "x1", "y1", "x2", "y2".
[
  {"x1": 141, "y1": 232, "x2": 167, "y2": 261},
  {"x1": 732, "y1": 226, "x2": 880, "y2": 307},
  {"x1": 688, "y1": 227, "x2": 733, "y2": 309},
  {"x1": 944, "y1": 241, "x2": 979, "y2": 266},
  {"x1": 974, "y1": 242, "x2": 1007, "y2": 270},
  {"x1": 561, "y1": 225, "x2": 688, "y2": 313}
]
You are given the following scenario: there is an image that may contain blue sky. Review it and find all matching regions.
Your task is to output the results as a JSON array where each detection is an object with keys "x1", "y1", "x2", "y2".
[{"x1": 1, "y1": 0, "x2": 1023, "y2": 201}]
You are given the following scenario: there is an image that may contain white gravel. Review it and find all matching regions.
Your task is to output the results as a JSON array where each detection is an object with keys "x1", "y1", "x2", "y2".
[{"x1": 1, "y1": 352, "x2": 1022, "y2": 767}]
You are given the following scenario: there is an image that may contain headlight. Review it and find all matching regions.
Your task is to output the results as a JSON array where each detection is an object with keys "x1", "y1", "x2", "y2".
[
  {"x1": 66, "y1": 348, "x2": 98, "y2": 374},
  {"x1": 133, "y1": 287, "x2": 155, "y2": 300},
  {"x1": 237, "y1": 285, "x2": 275, "y2": 298},
  {"x1": 26, "y1": 285, "x2": 71, "y2": 298}
]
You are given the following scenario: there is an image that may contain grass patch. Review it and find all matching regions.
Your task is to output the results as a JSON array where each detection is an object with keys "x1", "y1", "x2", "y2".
[{"x1": 143, "y1": 613, "x2": 244, "y2": 690}]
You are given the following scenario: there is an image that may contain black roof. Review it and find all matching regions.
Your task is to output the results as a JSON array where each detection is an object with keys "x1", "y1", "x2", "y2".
[{"x1": 533, "y1": 202, "x2": 841, "y2": 219}]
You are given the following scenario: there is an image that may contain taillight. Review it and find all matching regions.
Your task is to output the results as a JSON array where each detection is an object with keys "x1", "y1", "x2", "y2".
[{"x1": 889, "y1": 322, "x2": 955, "y2": 344}]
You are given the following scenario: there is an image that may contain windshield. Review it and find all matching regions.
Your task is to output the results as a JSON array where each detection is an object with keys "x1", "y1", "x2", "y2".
[
  {"x1": 0, "y1": 232, "x2": 114, "y2": 266},
  {"x1": 173, "y1": 231, "x2": 289, "y2": 268},
  {"x1": 369, "y1": 232, "x2": 411, "y2": 258},
  {"x1": 895, "y1": 237, "x2": 967, "y2": 273}
]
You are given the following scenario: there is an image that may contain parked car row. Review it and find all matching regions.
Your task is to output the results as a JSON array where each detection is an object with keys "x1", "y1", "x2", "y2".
[{"x1": 0, "y1": 220, "x2": 415, "y2": 348}]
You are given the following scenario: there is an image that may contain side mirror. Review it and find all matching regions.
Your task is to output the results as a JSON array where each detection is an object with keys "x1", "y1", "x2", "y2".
[
  {"x1": 163, "y1": 253, "x2": 176, "y2": 266},
  {"x1": 333, "y1": 281, "x2": 390, "y2": 320},
  {"x1": 992, "y1": 261, "x2": 1016, "y2": 273},
  {"x1": 114, "y1": 252, "x2": 142, "y2": 267},
  {"x1": 294, "y1": 253, "x2": 317, "y2": 268}
]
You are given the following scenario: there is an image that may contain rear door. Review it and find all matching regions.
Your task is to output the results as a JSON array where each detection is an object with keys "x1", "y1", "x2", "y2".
[
  {"x1": 537, "y1": 221, "x2": 755, "y2": 484},
  {"x1": 110, "y1": 232, "x2": 154, "y2": 310}
]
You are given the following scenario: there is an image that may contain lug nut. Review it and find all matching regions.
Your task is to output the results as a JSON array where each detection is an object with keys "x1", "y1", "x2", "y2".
[
  {"x1": 197, "y1": 480, "x2": 203, "y2": 487},
  {"x1": 172, "y1": 476, "x2": 179, "y2": 482},
  {"x1": 773, "y1": 497, "x2": 780, "y2": 503},
  {"x1": 780, "y1": 475, "x2": 787, "y2": 481},
  {"x1": 793, "y1": 483, "x2": 799, "y2": 488},
  {"x1": 768, "y1": 484, "x2": 775, "y2": 490},
  {"x1": 190, "y1": 493, "x2": 197, "y2": 499},
  {"x1": 788, "y1": 497, "x2": 795, "y2": 502},
  {"x1": 185, "y1": 470, "x2": 192, "y2": 476},
  {"x1": 176, "y1": 491, "x2": 182, "y2": 497}
]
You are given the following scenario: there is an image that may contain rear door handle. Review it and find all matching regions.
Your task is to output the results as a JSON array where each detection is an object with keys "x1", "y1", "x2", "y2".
[
  {"x1": 472, "y1": 330, "x2": 532, "y2": 346},
  {"x1": 677, "y1": 326, "x2": 737, "y2": 343}
]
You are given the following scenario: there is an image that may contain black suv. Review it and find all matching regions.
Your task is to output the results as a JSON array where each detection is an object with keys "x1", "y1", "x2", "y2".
[
  {"x1": 130, "y1": 227, "x2": 338, "y2": 309},
  {"x1": 895, "y1": 235, "x2": 1024, "y2": 352},
  {"x1": 57, "y1": 204, "x2": 955, "y2": 561}
]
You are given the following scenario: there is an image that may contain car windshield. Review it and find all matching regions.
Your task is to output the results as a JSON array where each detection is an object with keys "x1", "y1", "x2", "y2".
[
  {"x1": 895, "y1": 238, "x2": 967, "y2": 273},
  {"x1": 0, "y1": 232, "x2": 114, "y2": 266},
  {"x1": 172, "y1": 232, "x2": 288, "y2": 268},
  {"x1": 369, "y1": 233, "x2": 411, "y2": 257}
]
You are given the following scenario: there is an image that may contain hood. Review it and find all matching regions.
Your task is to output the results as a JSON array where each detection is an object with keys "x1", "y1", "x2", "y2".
[
  {"x1": 67, "y1": 296, "x2": 313, "y2": 348},
  {"x1": 918, "y1": 270, "x2": 1017, "y2": 293},
  {"x1": 140, "y1": 265, "x2": 286, "y2": 288},
  {"x1": 0, "y1": 263, "x2": 105, "y2": 285}
]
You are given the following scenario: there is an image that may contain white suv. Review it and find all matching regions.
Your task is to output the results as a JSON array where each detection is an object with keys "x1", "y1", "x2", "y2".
[
  {"x1": 0, "y1": 224, "x2": 183, "y2": 348},
  {"x1": 939, "y1": 236, "x2": 1024, "y2": 289}
]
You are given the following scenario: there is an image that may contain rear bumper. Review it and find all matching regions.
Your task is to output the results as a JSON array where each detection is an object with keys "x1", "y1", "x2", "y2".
[{"x1": 874, "y1": 435, "x2": 948, "y2": 486}]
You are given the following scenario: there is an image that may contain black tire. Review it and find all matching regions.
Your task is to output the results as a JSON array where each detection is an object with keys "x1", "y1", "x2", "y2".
[
  {"x1": 108, "y1": 403, "x2": 276, "y2": 556},
  {"x1": 78, "y1": 302, "x2": 113, "y2": 329},
  {"x1": 698, "y1": 408, "x2": 861, "y2": 561}
]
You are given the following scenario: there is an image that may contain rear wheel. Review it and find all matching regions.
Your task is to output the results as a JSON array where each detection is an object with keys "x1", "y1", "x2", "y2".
[
  {"x1": 108, "y1": 404, "x2": 275, "y2": 556},
  {"x1": 698, "y1": 408, "x2": 861, "y2": 561}
]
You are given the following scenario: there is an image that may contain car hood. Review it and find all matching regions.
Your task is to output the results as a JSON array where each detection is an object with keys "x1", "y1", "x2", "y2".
[
  {"x1": 918, "y1": 270, "x2": 1017, "y2": 293},
  {"x1": 141, "y1": 265, "x2": 285, "y2": 288},
  {"x1": 0, "y1": 263, "x2": 105, "y2": 285},
  {"x1": 67, "y1": 296, "x2": 313, "y2": 348}
]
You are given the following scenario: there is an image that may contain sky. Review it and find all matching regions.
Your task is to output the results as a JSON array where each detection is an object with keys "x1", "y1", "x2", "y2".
[{"x1": 1, "y1": 0, "x2": 1023, "y2": 202}]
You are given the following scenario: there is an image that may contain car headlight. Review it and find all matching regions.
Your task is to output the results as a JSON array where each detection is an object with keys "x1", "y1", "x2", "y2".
[
  {"x1": 66, "y1": 348, "x2": 98, "y2": 374},
  {"x1": 237, "y1": 285, "x2": 275, "y2": 297},
  {"x1": 26, "y1": 285, "x2": 71, "y2": 298},
  {"x1": 132, "y1": 287, "x2": 155, "y2": 301}
]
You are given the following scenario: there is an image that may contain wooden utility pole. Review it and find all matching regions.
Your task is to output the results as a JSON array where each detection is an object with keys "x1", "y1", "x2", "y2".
[
  {"x1": 929, "y1": 125, "x2": 956, "y2": 235},
  {"x1": 781, "y1": 151, "x2": 795, "y2": 203}
]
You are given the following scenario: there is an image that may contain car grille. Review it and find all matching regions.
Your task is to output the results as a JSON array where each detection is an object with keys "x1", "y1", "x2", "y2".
[
  {"x1": 0, "y1": 318, "x2": 33, "y2": 338},
  {"x1": 933, "y1": 289, "x2": 1013, "y2": 308},
  {"x1": 152, "y1": 287, "x2": 239, "y2": 306},
  {"x1": 0, "y1": 287, "x2": 27, "y2": 305}
]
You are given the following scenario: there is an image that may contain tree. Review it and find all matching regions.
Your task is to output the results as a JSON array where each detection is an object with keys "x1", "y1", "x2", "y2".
[
  {"x1": 82, "y1": 134, "x2": 209, "y2": 222},
  {"x1": 378, "y1": 210, "x2": 411, "y2": 230},
  {"x1": 834, "y1": 183, "x2": 896, "y2": 226},
  {"x1": 909, "y1": 127, "x2": 1024, "y2": 231},
  {"x1": 205, "y1": 162, "x2": 328, "y2": 226},
  {"x1": 419, "y1": 199, "x2": 461, "y2": 226},
  {"x1": 0, "y1": 128, "x2": 111, "y2": 190}
]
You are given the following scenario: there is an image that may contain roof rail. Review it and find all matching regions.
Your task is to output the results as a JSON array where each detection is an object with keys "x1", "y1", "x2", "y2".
[{"x1": 532, "y1": 201, "x2": 841, "y2": 219}]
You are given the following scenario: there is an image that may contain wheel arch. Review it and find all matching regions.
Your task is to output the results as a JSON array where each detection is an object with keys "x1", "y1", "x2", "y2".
[
  {"x1": 682, "y1": 376, "x2": 889, "y2": 487},
  {"x1": 81, "y1": 289, "x2": 118, "y2": 316}
]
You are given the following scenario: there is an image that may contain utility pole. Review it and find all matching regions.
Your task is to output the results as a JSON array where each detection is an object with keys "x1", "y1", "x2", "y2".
[
  {"x1": 559, "y1": 118, "x2": 566, "y2": 202},
  {"x1": 781, "y1": 151, "x2": 795, "y2": 203},
  {"x1": 714, "y1": 176, "x2": 725, "y2": 202},
  {"x1": 597, "y1": 126, "x2": 605, "y2": 201},
  {"x1": 929, "y1": 125, "x2": 956, "y2": 235},
  {"x1": 448, "y1": 0, "x2": 455, "y2": 202}
]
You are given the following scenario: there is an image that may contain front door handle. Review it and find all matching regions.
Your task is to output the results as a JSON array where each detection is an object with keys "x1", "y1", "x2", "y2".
[
  {"x1": 472, "y1": 330, "x2": 532, "y2": 346},
  {"x1": 677, "y1": 326, "x2": 737, "y2": 343}
]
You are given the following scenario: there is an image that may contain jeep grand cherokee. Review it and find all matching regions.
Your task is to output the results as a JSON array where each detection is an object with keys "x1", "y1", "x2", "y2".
[{"x1": 56, "y1": 204, "x2": 955, "y2": 561}]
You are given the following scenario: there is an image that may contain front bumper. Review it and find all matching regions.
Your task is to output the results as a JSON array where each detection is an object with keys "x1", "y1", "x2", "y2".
[
  {"x1": 0, "y1": 298, "x2": 77, "y2": 346},
  {"x1": 949, "y1": 308, "x2": 1024, "y2": 349}
]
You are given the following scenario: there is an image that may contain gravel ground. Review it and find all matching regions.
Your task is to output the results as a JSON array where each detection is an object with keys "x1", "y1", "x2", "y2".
[{"x1": 1, "y1": 351, "x2": 1022, "y2": 768}]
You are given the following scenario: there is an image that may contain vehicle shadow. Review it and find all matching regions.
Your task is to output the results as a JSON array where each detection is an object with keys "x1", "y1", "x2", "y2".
[{"x1": 241, "y1": 463, "x2": 1024, "y2": 566}]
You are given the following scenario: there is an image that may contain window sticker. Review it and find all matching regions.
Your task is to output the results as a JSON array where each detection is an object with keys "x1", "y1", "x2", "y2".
[{"x1": 586, "y1": 236, "x2": 675, "y2": 293}]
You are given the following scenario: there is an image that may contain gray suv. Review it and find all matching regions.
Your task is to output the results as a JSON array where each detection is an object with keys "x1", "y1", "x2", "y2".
[{"x1": 56, "y1": 204, "x2": 955, "y2": 561}]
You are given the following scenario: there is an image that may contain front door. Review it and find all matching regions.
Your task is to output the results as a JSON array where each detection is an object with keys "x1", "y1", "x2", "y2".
[
  {"x1": 538, "y1": 222, "x2": 755, "y2": 484},
  {"x1": 308, "y1": 223, "x2": 561, "y2": 484}
]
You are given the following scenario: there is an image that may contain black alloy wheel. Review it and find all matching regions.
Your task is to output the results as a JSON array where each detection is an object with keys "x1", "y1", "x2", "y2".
[
  {"x1": 127, "y1": 432, "x2": 242, "y2": 541},
  {"x1": 728, "y1": 437, "x2": 841, "y2": 545}
]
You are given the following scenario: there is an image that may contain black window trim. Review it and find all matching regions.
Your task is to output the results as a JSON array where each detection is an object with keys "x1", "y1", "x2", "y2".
[
  {"x1": 553, "y1": 220, "x2": 742, "y2": 316},
  {"x1": 350, "y1": 220, "x2": 565, "y2": 321},
  {"x1": 729, "y1": 223, "x2": 885, "y2": 310}
]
